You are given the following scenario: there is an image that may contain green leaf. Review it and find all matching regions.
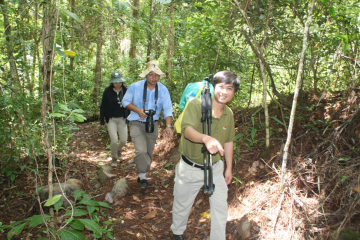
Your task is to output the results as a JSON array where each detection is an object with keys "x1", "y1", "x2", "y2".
[
  {"x1": 106, "y1": 232, "x2": 113, "y2": 239},
  {"x1": 73, "y1": 190, "x2": 85, "y2": 201},
  {"x1": 314, "y1": 33, "x2": 319, "y2": 42},
  {"x1": 155, "y1": 0, "x2": 171, "y2": 4},
  {"x1": 79, "y1": 199, "x2": 99, "y2": 206},
  {"x1": 234, "y1": 133, "x2": 244, "y2": 141},
  {"x1": 54, "y1": 199, "x2": 64, "y2": 212},
  {"x1": 7, "y1": 222, "x2": 27, "y2": 240},
  {"x1": 71, "y1": 109, "x2": 85, "y2": 114},
  {"x1": 98, "y1": 201, "x2": 113, "y2": 209},
  {"x1": 26, "y1": 214, "x2": 50, "y2": 228},
  {"x1": 69, "y1": 114, "x2": 87, "y2": 122},
  {"x1": 63, "y1": 209, "x2": 88, "y2": 217},
  {"x1": 61, "y1": 9, "x2": 82, "y2": 24},
  {"x1": 58, "y1": 228, "x2": 86, "y2": 240},
  {"x1": 271, "y1": 116, "x2": 286, "y2": 127},
  {"x1": 44, "y1": 194, "x2": 62, "y2": 207},
  {"x1": 328, "y1": 6, "x2": 336, "y2": 18},
  {"x1": 68, "y1": 219, "x2": 84, "y2": 231},
  {"x1": 58, "y1": 103, "x2": 70, "y2": 111},
  {"x1": 87, "y1": 206, "x2": 95, "y2": 214},
  {"x1": 49, "y1": 113, "x2": 67, "y2": 118},
  {"x1": 338, "y1": 157, "x2": 350, "y2": 161},
  {"x1": 164, "y1": 162, "x2": 174, "y2": 168},
  {"x1": 78, "y1": 219, "x2": 102, "y2": 235},
  {"x1": 55, "y1": 48, "x2": 67, "y2": 58},
  {"x1": 250, "y1": 128, "x2": 257, "y2": 141},
  {"x1": 102, "y1": 221, "x2": 113, "y2": 225}
]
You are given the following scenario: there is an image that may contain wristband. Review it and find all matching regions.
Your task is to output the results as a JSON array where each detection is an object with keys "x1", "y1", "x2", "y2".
[{"x1": 166, "y1": 125, "x2": 172, "y2": 128}]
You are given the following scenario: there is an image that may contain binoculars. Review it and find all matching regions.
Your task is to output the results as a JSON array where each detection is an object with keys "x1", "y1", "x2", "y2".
[{"x1": 144, "y1": 109, "x2": 156, "y2": 133}]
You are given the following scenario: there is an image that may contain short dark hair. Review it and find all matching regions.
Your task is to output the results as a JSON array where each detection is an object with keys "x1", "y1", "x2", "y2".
[{"x1": 212, "y1": 71, "x2": 240, "y2": 92}]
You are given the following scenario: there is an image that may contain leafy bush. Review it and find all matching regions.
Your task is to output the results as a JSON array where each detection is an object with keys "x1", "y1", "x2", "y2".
[{"x1": 2, "y1": 189, "x2": 114, "y2": 240}]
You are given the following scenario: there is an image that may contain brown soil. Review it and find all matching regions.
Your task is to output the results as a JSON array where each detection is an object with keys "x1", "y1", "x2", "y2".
[{"x1": 1, "y1": 90, "x2": 360, "y2": 239}]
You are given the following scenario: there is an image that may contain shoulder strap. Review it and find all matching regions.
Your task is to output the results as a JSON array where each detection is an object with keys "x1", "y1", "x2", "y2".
[{"x1": 143, "y1": 80, "x2": 158, "y2": 110}]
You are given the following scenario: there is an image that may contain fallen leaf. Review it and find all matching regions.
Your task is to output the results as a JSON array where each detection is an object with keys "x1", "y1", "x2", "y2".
[
  {"x1": 152, "y1": 225, "x2": 159, "y2": 231},
  {"x1": 195, "y1": 199, "x2": 203, "y2": 206},
  {"x1": 133, "y1": 195, "x2": 140, "y2": 202},
  {"x1": 200, "y1": 212, "x2": 211, "y2": 219},
  {"x1": 144, "y1": 197, "x2": 158, "y2": 200},
  {"x1": 142, "y1": 211, "x2": 157, "y2": 219},
  {"x1": 141, "y1": 224, "x2": 153, "y2": 232},
  {"x1": 354, "y1": 186, "x2": 360, "y2": 193}
]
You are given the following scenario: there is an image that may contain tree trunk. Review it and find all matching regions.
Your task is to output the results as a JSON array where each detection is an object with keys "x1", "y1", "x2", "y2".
[
  {"x1": 235, "y1": 0, "x2": 271, "y2": 148},
  {"x1": 69, "y1": 0, "x2": 75, "y2": 72},
  {"x1": 259, "y1": 59, "x2": 270, "y2": 147},
  {"x1": 166, "y1": 1, "x2": 175, "y2": 80},
  {"x1": 129, "y1": 0, "x2": 140, "y2": 60},
  {"x1": 146, "y1": 0, "x2": 154, "y2": 62},
  {"x1": 280, "y1": 0, "x2": 315, "y2": 189},
  {"x1": 41, "y1": 0, "x2": 57, "y2": 217},
  {"x1": 93, "y1": 12, "x2": 103, "y2": 106},
  {"x1": 0, "y1": 0, "x2": 20, "y2": 93},
  {"x1": 30, "y1": 0, "x2": 39, "y2": 96}
]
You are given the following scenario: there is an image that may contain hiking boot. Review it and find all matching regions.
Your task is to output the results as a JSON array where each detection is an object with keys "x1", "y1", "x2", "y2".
[
  {"x1": 173, "y1": 235, "x2": 184, "y2": 240},
  {"x1": 111, "y1": 157, "x2": 117, "y2": 167},
  {"x1": 137, "y1": 177, "x2": 148, "y2": 189}
]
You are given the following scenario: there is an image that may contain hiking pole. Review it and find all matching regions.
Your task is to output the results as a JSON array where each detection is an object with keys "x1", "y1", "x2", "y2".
[{"x1": 201, "y1": 77, "x2": 215, "y2": 196}]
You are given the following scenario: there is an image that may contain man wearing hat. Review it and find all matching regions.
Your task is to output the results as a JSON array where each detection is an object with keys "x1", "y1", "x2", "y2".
[
  {"x1": 122, "y1": 60, "x2": 173, "y2": 189},
  {"x1": 100, "y1": 71, "x2": 130, "y2": 167}
]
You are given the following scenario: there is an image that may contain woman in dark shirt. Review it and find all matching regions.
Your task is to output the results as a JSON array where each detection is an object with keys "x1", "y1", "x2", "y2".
[{"x1": 100, "y1": 71, "x2": 129, "y2": 167}]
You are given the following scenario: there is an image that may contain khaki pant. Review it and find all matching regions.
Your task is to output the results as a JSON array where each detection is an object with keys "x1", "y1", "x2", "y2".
[
  {"x1": 171, "y1": 157, "x2": 228, "y2": 240},
  {"x1": 107, "y1": 117, "x2": 128, "y2": 158},
  {"x1": 129, "y1": 121, "x2": 158, "y2": 173}
]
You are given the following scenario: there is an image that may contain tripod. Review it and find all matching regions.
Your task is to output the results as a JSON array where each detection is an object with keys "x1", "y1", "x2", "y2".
[{"x1": 201, "y1": 77, "x2": 215, "y2": 196}]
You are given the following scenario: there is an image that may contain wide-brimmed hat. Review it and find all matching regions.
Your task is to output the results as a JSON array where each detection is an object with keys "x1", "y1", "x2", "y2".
[
  {"x1": 109, "y1": 71, "x2": 126, "y2": 83},
  {"x1": 139, "y1": 60, "x2": 166, "y2": 78}
]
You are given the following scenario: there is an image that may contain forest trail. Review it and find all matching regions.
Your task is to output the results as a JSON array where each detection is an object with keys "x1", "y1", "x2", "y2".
[
  {"x1": 63, "y1": 120, "x2": 239, "y2": 239},
  {"x1": 2, "y1": 93, "x2": 360, "y2": 239}
]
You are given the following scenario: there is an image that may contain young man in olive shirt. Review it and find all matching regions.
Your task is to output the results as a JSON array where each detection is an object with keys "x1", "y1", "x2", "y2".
[{"x1": 171, "y1": 71, "x2": 240, "y2": 240}]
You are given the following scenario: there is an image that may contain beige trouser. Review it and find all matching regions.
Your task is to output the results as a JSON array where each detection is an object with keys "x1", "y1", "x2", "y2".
[
  {"x1": 129, "y1": 121, "x2": 158, "y2": 173},
  {"x1": 107, "y1": 117, "x2": 128, "y2": 158},
  {"x1": 171, "y1": 157, "x2": 228, "y2": 240}
]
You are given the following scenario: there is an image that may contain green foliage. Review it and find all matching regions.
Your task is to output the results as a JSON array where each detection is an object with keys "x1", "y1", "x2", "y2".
[
  {"x1": 232, "y1": 176, "x2": 242, "y2": 184},
  {"x1": 235, "y1": 116, "x2": 262, "y2": 151},
  {"x1": 2, "y1": 189, "x2": 113, "y2": 239}
]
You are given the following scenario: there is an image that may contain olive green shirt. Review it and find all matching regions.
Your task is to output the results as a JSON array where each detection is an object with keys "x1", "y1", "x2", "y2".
[{"x1": 178, "y1": 98, "x2": 235, "y2": 165}]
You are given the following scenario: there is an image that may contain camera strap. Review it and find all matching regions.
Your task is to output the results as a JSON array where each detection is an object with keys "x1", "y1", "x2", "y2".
[{"x1": 143, "y1": 80, "x2": 158, "y2": 111}]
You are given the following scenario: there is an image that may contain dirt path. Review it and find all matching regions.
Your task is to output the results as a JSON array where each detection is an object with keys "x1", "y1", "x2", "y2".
[{"x1": 70, "y1": 121, "x2": 234, "y2": 240}]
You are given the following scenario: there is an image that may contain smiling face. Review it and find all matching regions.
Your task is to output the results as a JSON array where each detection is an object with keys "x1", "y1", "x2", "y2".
[
  {"x1": 146, "y1": 71, "x2": 160, "y2": 87},
  {"x1": 213, "y1": 82, "x2": 235, "y2": 105}
]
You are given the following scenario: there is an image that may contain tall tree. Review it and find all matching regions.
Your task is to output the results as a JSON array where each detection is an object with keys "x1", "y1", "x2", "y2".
[
  {"x1": 166, "y1": 1, "x2": 175, "y2": 80},
  {"x1": 280, "y1": 0, "x2": 315, "y2": 189},
  {"x1": 0, "y1": 0, "x2": 20, "y2": 92},
  {"x1": 93, "y1": 2, "x2": 103, "y2": 106},
  {"x1": 40, "y1": 0, "x2": 57, "y2": 217},
  {"x1": 146, "y1": 0, "x2": 154, "y2": 62},
  {"x1": 235, "y1": 0, "x2": 271, "y2": 147},
  {"x1": 129, "y1": 0, "x2": 139, "y2": 61},
  {"x1": 69, "y1": 0, "x2": 75, "y2": 72}
]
